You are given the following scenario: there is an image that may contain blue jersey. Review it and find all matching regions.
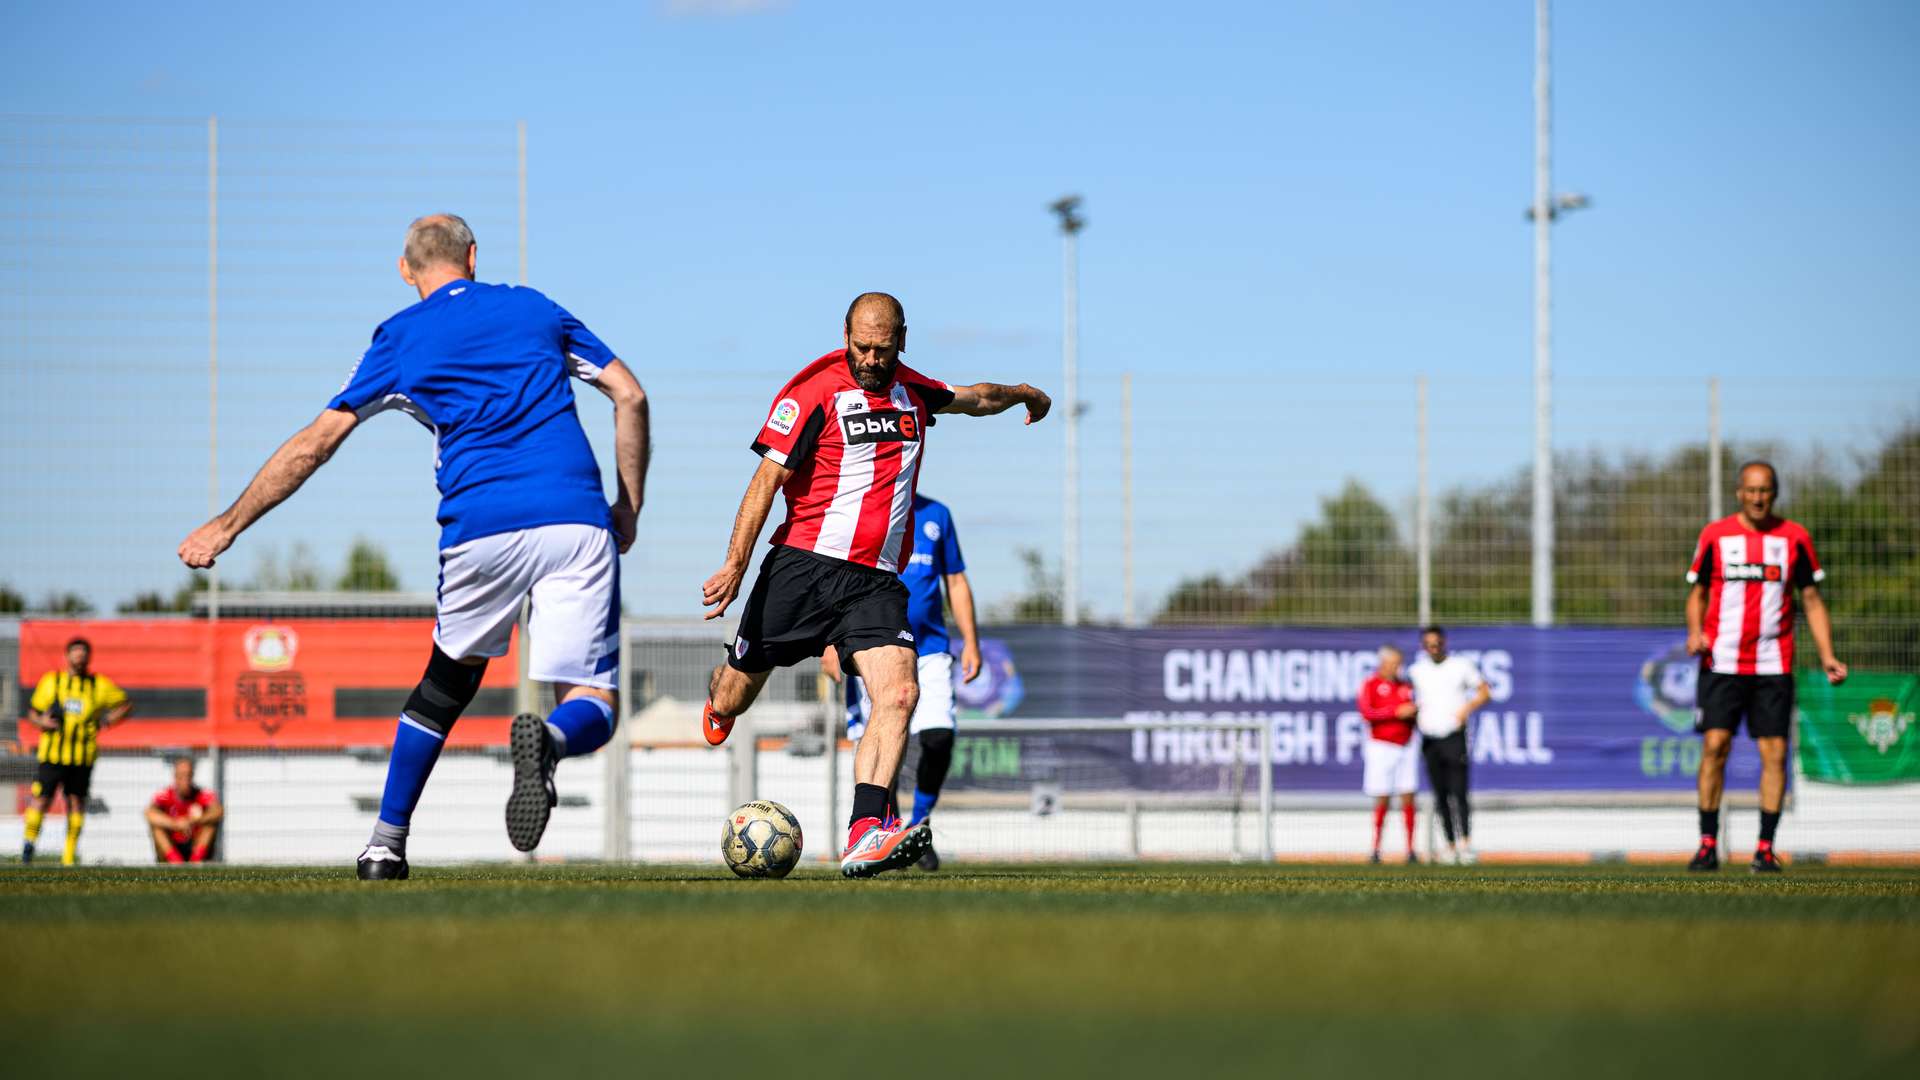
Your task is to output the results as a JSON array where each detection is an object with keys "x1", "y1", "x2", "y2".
[
  {"x1": 327, "y1": 280, "x2": 616, "y2": 549},
  {"x1": 902, "y1": 494, "x2": 965, "y2": 657}
]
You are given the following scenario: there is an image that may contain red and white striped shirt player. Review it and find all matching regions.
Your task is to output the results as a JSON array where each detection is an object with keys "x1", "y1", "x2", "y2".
[
  {"x1": 1683, "y1": 460, "x2": 1845, "y2": 874},
  {"x1": 1686, "y1": 512, "x2": 1823, "y2": 676},
  {"x1": 751, "y1": 351, "x2": 953, "y2": 572},
  {"x1": 701, "y1": 292, "x2": 1050, "y2": 879}
]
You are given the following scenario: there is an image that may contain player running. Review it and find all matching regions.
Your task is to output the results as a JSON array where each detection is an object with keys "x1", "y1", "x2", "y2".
[
  {"x1": 178, "y1": 214, "x2": 649, "y2": 880},
  {"x1": 824, "y1": 490, "x2": 981, "y2": 871},
  {"x1": 700, "y1": 293, "x2": 1047, "y2": 878},
  {"x1": 1356, "y1": 644, "x2": 1420, "y2": 864},
  {"x1": 1685, "y1": 460, "x2": 1845, "y2": 873}
]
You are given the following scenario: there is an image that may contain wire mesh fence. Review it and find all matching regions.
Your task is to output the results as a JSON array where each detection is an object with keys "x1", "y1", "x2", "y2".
[{"x1": 3, "y1": 114, "x2": 1917, "y2": 868}]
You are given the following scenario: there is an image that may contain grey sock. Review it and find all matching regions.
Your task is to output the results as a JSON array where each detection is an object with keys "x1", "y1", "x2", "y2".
[{"x1": 368, "y1": 820, "x2": 408, "y2": 854}]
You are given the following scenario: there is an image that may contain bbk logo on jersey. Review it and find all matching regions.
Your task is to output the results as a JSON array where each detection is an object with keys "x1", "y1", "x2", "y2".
[
  {"x1": 1723, "y1": 561, "x2": 1784, "y2": 582},
  {"x1": 842, "y1": 408, "x2": 919, "y2": 444}
]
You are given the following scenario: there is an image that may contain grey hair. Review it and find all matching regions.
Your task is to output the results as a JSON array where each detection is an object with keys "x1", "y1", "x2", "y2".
[{"x1": 403, "y1": 214, "x2": 475, "y2": 274}]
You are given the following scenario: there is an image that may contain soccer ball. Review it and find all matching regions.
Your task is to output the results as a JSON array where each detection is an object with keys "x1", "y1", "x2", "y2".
[{"x1": 722, "y1": 800, "x2": 804, "y2": 879}]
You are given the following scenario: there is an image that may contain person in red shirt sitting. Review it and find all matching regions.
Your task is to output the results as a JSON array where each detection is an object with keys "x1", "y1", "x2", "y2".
[
  {"x1": 1357, "y1": 644, "x2": 1421, "y2": 864},
  {"x1": 145, "y1": 756, "x2": 223, "y2": 864}
]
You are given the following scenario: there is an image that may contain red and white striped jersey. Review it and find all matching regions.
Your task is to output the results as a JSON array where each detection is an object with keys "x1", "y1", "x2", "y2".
[
  {"x1": 1686, "y1": 515, "x2": 1825, "y2": 676},
  {"x1": 750, "y1": 351, "x2": 955, "y2": 572}
]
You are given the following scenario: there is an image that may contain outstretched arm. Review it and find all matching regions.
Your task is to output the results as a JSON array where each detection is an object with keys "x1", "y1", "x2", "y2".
[
  {"x1": 587, "y1": 359, "x2": 650, "y2": 553},
  {"x1": 702, "y1": 456, "x2": 792, "y2": 620},
  {"x1": 939, "y1": 382, "x2": 1051, "y2": 424},
  {"x1": 178, "y1": 408, "x2": 359, "y2": 568}
]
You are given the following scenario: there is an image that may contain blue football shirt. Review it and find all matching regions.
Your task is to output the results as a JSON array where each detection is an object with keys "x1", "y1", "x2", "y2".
[
  {"x1": 327, "y1": 280, "x2": 616, "y2": 548},
  {"x1": 901, "y1": 494, "x2": 965, "y2": 657}
]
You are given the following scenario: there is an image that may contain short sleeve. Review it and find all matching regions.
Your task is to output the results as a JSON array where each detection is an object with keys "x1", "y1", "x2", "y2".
[
  {"x1": 897, "y1": 364, "x2": 955, "y2": 414},
  {"x1": 94, "y1": 675, "x2": 127, "y2": 708},
  {"x1": 1685, "y1": 528, "x2": 1717, "y2": 585},
  {"x1": 328, "y1": 327, "x2": 402, "y2": 416},
  {"x1": 1793, "y1": 531, "x2": 1825, "y2": 588},
  {"x1": 555, "y1": 302, "x2": 617, "y2": 381},
  {"x1": 938, "y1": 507, "x2": 965, "y2": 575},
  {"x1": 29, "y1": 673, "x2": 56, "y2": 712},
  {"x1": 750, "y1": 382, "x2": 827, "y2": 470},
  {"x1": 197, "y1": 789, "x2": 219, "y2": 808},
  {"x1": 150, "y1": 789, "x2": 170, "y2": 811}
]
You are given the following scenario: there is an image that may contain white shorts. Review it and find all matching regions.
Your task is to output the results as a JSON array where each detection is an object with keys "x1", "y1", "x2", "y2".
[
  {"x1": 433, "y1": 523, "x2": 620, "y2": 690},
  {"x1": 1362, "y1": 734, "x2": 1422, "y2": 797},
  {"x1": 851, "y1": 652, "x2": 958, "y2": 738}
]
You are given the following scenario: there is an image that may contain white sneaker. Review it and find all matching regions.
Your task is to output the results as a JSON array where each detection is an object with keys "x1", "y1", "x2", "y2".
[
  {"x1": 1460, "y1": 847, "x2": 1479, "y2": 866},
  {"x1": 1447, "y1": 846, "x2": 1462, "y2": 865}
]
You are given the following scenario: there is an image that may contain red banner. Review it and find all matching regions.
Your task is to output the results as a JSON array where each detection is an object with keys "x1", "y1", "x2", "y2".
[{"x1": 17, "y1": 619, "x2": 523, "y2": 749}]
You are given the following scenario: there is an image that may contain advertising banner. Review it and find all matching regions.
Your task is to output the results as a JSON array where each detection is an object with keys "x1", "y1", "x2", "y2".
[
  {"x1": 1797, "y1": 673, "x2": 1920, "y2": 784},
  {"x1": 944, "y1": 625, "x2": 1769, "y2": 794},
  {"x1": 16, "y1": 619, "x2": 521, "y2": 749}
]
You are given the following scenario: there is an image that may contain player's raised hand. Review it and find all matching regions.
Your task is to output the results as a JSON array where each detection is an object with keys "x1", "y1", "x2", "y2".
[
  {"x1": 702, "y1": 563, "x2": 744, "y2": 620},
  {"x1": 1823, "y1": 656, "x2": 1849, "y2": 685},
  {"x1": 178, "y1": 520, "x2": 234, "y2": 569},
  {"x1": 1023, "y1": 385, "x2": 1052, "y2": 425}
]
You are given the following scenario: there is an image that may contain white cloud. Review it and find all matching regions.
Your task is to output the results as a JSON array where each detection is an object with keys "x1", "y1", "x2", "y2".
[{"x1": 657, "y1": 0, "x2": 789, "y2": 17}]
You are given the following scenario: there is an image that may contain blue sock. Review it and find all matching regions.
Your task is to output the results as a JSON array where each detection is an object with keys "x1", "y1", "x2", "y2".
[
  {"x1": 910, "y1": 789, "x2": 939, "y2": 827},
  {"x1": 545, "y1": 696, "x2": 615, "y2": 759},
  {"x1": 376, "y1": 717, "x2": 446, "y2": 836}
]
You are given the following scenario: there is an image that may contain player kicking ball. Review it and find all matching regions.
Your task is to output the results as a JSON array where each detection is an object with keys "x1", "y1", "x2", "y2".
[
  {"x1": 179, "y1": 214, "x2": 648, "y2": 879},
  {"x1": 700, "y1": 293, "x2": 1047, "y2": 878}
]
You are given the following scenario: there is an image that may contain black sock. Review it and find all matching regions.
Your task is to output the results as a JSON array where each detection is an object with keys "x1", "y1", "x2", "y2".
[
  {"x1": 851, "y1": 783, "x2": 889, "y2": 826},
  {"x1": 1698, "y1": 808, "x2": 1719, "y2": 841},
  {"x1": 1759, "y1": 809, "x2": 1781, "y2": 845}
]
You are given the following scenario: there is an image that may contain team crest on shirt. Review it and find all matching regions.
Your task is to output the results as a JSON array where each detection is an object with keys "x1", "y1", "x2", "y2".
[
  {"x1": 767, "y1": 398, "x2": 800, "y2": 436},
  {"x1": 923, "y1": 520, "x2": 941, "y2": 541}
]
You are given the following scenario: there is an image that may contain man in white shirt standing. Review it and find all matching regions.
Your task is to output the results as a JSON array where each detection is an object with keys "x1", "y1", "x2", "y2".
[{"x1": 1407, "y1": 626, "x2": 1491, "y2": 865}]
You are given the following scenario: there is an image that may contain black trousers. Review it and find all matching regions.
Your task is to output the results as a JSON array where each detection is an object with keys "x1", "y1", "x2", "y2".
[{"x1": 1421, "y1": 730, "x2": 1471, "y2": 844}]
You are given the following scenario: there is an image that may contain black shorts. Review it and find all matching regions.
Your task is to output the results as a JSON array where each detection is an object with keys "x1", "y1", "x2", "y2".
[
  {"x1": 1696, "y1": 670, "x2": 1794, "y2": 739},
  {"x1": 31, "y1": 761, "x2": 92, "y2": 802},
  {"x1": 727, "y1": 545, "x2": 911, "y2": 674}
]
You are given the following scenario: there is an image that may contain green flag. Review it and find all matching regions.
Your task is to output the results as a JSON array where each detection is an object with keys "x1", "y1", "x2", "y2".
[{"x1": 1797, "y1": 672, "x2": 1920, "y2": 784}]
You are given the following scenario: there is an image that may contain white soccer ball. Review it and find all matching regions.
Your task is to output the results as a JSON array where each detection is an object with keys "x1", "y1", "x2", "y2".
[{"x1": 722, "y1": 800, "x2": 804, "y2": 879}]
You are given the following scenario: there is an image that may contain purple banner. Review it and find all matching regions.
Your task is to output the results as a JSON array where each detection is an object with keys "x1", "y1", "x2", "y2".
[{"x1": 942, "y1": 626, "x2": 1766, "y2": 793}]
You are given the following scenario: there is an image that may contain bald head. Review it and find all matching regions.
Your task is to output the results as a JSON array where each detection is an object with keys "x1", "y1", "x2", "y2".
[
  {"x1": 845, "y1": 292, "x2": 906, "y2": 335},
  {"x1": 842, "y1": 292, "x2": 908, "y2": 392},
  {"x1": 404, "y1": 214, "x2": 476, "y2": 275}
]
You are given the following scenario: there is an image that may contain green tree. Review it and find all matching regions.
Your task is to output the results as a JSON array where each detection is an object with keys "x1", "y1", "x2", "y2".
[
  {"x1": 993, "y1": 548, "x2": 1062, "y2": 623},
  {"x1": 0, "y1": 583, "x2": 24, "y2": 614},
  {"x1": 338, "y1": 539, "x2": 402, "y2": 591}
]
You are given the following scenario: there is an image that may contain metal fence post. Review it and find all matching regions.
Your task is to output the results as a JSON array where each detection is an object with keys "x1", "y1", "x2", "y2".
[
  {"x1": 603, "y1": 618, "x2": 632, "y2": 861},
  {"x1": 1416, "y1": 374, "x2": 1432, "y2": 626},
  {"x1": 1707, "y1": 376, "x2": 1722, "y2": 520},
  {"x1": 207, "y1": 742, "x2": 226, "y2": 863},
  {"x1": 1258, "y1": 719, "x2": 1274, "y2": 863}
]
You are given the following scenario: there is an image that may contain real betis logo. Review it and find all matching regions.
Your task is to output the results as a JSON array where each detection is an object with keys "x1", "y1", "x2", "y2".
[{"x1": 1850, "y1": 698, "x2": 1914, "y2": 755}]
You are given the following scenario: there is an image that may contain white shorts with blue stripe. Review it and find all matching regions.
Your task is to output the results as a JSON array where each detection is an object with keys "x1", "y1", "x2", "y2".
[{"x1": 433, "y1": 523, "x2": 620, "y2": 690}]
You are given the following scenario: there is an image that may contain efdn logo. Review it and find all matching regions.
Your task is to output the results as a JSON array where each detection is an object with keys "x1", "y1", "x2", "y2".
[
  {"x1": 1723, "y1": 562, "x2": 1784, "y2": 582},
  {"x1": 843, "y1": 408, "x2": 919, "y2": 444}
]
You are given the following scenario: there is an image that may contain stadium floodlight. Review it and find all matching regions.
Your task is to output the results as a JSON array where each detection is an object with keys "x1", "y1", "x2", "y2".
[
  {"x1": 1523, "y1": 192, "x2": 1592, "y2": 222},
  {"x1": 1051, "y1": 195, "x2": 1084, "y2": 626}
]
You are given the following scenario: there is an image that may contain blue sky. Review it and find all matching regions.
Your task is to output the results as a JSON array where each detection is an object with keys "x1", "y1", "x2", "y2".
[{"x1": 3, "y1": 1, "x2": 1916, "y2": 618}]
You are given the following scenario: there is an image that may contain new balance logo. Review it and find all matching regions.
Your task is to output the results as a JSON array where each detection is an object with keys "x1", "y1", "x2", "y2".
[
  {"x1": 843, "y1": 409, "x2": 919, "y2": 444},
  {"x1": 898, "y1": 631, "x2": 915, "y2": 642}
]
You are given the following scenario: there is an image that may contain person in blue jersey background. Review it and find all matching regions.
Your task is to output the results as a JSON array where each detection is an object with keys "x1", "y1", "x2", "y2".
[
  {"x1": 179, "y1": 214, "x2": 650, "y2": 880},
  {"x1": 827, "y1": 490, "x2": 979, "y2": 871}
]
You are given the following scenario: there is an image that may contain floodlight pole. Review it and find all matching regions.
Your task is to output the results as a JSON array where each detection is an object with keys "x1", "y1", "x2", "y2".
[
  {"x1": 207, "y1": 114, "x2": 220, "y2": 623},
  {"x1": 1051, "y1": 196, "x2": 1085, "y2": 627},
  {"x1": 1530, "y1": 0, "x2": 1554, "y2": 629}
]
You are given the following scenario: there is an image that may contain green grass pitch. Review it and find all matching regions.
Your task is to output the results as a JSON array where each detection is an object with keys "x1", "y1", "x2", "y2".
[{"x1": 5, "y1": 863, "x2": 1916, "y2": 1079}]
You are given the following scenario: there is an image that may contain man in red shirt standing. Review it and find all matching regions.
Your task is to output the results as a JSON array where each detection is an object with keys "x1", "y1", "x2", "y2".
[
  {"x1": 145, "y1": 757, "x2": 223, "y2": 864},
  {"x1": 1357, "y1": 644, "x2": 1421, "y2": 864},
  {"x1": 1685, "y1": 461, "x2": 1846, "y2": 873},
  {"x1": 700, "y1": 292, "x2": 1049, "y2": 878}
]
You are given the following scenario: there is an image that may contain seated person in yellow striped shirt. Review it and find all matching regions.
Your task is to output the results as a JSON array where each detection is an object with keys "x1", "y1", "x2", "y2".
[{"x1": 24, "y1": 637, "x2": 133, "y2": 866}]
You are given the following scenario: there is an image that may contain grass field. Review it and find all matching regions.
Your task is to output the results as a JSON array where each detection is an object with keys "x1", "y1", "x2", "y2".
[{"x1": 6, "y1": 863, "x2": 1917, "y2": 1079}]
